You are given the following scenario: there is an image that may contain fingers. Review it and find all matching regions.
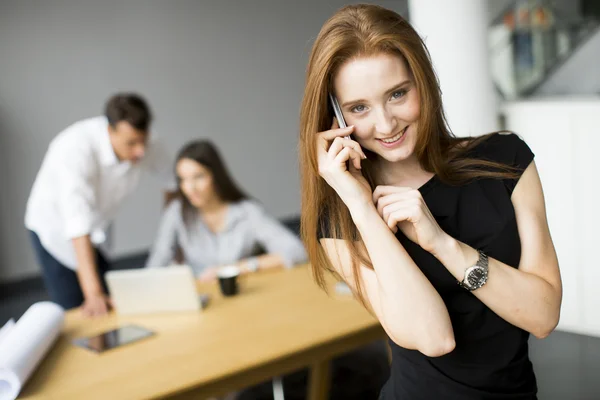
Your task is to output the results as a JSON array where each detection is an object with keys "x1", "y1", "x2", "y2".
[
  {"x1": 81, "y1": 297, "x2": 111, "y2": 318},
  {"x1": 348, "y1": 159, "x2": 363, "y2": 175},
  {"x1": 373, "y1": 185, "x2": 413, "y2": 203},
  {"x1": 92, "y1": 303, "x2": 107, "y2": 317},
  {"x1": 82, "y1": 305, "x2": 98, "y2": 318},
  {"x1": 318, "y1": 136, "x2": 366, "y2": 175},
  {"x1": 317, "y1": 126, "x2": 364, "y2": 173},
  {"x1": 376, "y1": 194, "x2": 421, "y2": 216},
  {"x1": 328, "y1": 137, "x2": 367, "y2": 161},
  {"x1": 96, "y1": 304, "x2": 108, "y2": 317},
  {"x1": 377, "y1": 205, "x2": 416, "y2": 233},
  {"x1": 318, "y1": 125, "x2": 355, "y2": 143},
  {"x1": 333, "y1": 147, "x2": 363, "y2": 170},
  {"x1": 380, "y1": 201, "x2": 402, "y2": 221},
  {"x1": 374, "y1": 192, "x2": 425, "y2": 235},
  {"x1": 374, "y1": 187, "x2": 421, "y2": 210},
  {"x1": 387, "y1": 209, "x2": 412, "y2": 231},
  {"x1": 383, "y1": 203, "x2": 419, "y2": 224}
]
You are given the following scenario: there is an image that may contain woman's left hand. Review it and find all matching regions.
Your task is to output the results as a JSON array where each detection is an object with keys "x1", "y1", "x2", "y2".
[
  {"x1": 198, "y1": 267, "x2": 219, "y2": 282},
  {"x1": 373, "y1": 185, "x2": 449, "y2": 255}
]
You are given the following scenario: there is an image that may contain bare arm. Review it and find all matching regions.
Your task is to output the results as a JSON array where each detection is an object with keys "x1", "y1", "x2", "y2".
[
  {"x1": 57, "y1": 144, "x2": 110, "y2": 316},
  {"x1": 72, "y1": 235, "x2": 111, "y2": 316},
  {"x1": 248, "y1": 202, "x2": 308, "y2": 270},
  {"x1": 315, "y1": 122, "x2": 454, "y2": 357},
  {"x1": 322, "y1": 202, "x2": 455, "y2": 357},
  {"x1": 434, "y1": 162, "x2": 562, "y2": 338},
  {"x1": 73, "y1": 235, "x2": 102, "y2": 295},
  {"x1": 238, "y1": 254, "x2": 287, "y2": 272}
]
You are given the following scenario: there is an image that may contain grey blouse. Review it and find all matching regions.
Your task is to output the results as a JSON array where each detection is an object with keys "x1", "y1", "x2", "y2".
[{"x1": 145, "y1": 199, "x2": 307, "y2": 276}]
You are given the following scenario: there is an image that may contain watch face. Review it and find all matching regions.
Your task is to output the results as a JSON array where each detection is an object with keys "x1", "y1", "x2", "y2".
[{"x1": 467, "y1": 267, "x2": 486, "y2": 287}]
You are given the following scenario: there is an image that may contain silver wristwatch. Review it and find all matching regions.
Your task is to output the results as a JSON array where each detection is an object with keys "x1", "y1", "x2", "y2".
[{"x1": 458, "y1": 250, "x2": 489, "y2": 291}]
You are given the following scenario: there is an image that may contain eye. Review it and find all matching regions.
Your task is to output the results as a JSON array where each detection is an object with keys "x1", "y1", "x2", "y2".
[
  {"x1": 390, "y1": 90, "x2": 406, "y2": 100},
  {"x1": 350, "y1": 104, "x2": 367, "y2": 113}
]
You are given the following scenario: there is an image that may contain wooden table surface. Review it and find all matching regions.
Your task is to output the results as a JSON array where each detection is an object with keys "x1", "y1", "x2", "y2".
[{"x1": 19, "y1": 265, "x2": 385, "y2": 400}]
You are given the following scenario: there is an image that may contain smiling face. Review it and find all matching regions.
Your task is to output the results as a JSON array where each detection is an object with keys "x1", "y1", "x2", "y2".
[
  {"x1": 176, "y1": 158, "x2": 218, "y2": 209},
  {"x1": 333, "y1": 52, "x2": 421, "y2": 164}
]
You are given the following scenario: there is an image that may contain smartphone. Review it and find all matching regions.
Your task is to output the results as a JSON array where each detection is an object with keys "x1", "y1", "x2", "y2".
[
  {"x1": 329, "y1": 93, "x2": 352, "y2": 140},
  {"x1": 328, "y1": 92, "x2": 347, "y2": 128},
  {"x1": 72, "y1": 324, "x2": 155, "y2": 353},
  {"x1": 328, "y1": 92, "x2": 366, "y2": 166}
]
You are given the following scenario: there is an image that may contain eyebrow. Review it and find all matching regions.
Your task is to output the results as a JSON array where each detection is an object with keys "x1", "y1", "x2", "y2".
[{"x1": 341, "y1": 80, "x2": 411, "y2": 108}]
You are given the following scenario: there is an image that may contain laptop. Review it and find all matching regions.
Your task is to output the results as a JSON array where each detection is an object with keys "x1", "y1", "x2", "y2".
[{"x1": 105, "y1": 265, "x2": 201, "y2": 315}]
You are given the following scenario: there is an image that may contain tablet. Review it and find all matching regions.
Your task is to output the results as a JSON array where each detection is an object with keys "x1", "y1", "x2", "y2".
[{"x1": 72, "y1": 324, "x2": 155, "y2": 353}]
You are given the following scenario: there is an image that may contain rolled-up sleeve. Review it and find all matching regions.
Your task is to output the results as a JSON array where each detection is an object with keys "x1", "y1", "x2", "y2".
[
  {"x1": 145, "y1": 200, "x2": 181, "y2": 268},
  {"x1": 57, "y1": 148, "x2": 99, "y2": 239},
  {"x1": 248, "y1": 202, "x2": 307, "y2": 268}
]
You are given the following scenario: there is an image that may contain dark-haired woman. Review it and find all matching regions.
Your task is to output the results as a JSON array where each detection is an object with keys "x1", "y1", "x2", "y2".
[{"x1": 146, "y1": 140, "x2": 306, "y2": 281}]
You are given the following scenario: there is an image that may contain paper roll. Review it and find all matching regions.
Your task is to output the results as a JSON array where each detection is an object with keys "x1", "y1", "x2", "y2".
[
  {"x1": 0, "y1": 302, "x2": 64, "y2": 400},
  {"x1": 0, "y1": 370, "x2": 19, "y2": 400}
]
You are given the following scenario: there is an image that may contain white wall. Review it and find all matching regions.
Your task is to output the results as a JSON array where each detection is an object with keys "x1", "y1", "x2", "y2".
[
  {"x1": 0, "y1": 0, "x2": 408, "y2": 282},
  {"x1": 409, "y1": 0, "x2": 498, "y2": 137},
  {"x1": 503, "y1": 98, "x2": 600, "y2": 337}
]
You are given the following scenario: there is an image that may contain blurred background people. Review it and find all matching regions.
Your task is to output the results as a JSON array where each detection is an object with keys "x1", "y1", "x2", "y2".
[
  {"x1": 146, "y1": 140, "x2": 307, "y2": 280},
  {"x1": 25, "y1": 93, "x2": 171, "y2": 316}
]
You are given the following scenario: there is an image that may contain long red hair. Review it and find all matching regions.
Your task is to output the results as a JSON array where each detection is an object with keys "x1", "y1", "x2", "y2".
[{"x1": 299, "y1": 4, "x2": 516, "y2": 302}]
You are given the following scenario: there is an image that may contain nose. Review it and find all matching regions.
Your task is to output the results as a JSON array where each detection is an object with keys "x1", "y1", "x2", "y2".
[
  {"x1": 373, "y1": 106, "x2": 396, "y2": 135},
  {"x1": 181, "y1": 180, "x2": 196, "y2": 195}
]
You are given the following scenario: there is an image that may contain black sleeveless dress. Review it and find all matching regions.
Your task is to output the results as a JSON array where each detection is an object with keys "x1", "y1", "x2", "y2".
[{"x1": 321, "y1": 133, "x2": 538, "y2": 399}]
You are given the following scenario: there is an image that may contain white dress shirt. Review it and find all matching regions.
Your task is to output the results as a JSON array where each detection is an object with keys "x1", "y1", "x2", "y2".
[{"x1": 25, "y1": 116, "x2": 171, "y2": 270}]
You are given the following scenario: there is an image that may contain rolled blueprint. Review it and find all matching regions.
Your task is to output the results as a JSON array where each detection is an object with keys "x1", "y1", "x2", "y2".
[{"x1": 0, "y1": 302, "x2": 64, "y2": 400}]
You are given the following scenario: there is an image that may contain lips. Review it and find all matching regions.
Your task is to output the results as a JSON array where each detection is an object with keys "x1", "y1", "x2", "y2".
[{"x1": 378, "y1": 125, "x2": 408, "y2": 144}]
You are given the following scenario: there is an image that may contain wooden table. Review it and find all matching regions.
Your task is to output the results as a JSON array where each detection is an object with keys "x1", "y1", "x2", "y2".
[{"x1": 19, "y1": 266, "x2": 385, "y2": 400}]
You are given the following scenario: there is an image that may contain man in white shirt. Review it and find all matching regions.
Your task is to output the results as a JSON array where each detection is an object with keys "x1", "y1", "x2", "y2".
[{"x1": 25, "y1": 93, "x2": 170, "y2": 317}]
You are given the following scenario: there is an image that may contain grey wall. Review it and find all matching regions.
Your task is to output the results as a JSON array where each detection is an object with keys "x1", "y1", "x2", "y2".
[{"x1": 0, "y1": 0, "x2": 408, "y2": 282}]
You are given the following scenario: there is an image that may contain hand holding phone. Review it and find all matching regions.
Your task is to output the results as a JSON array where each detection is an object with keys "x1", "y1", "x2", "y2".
[{"x1": 318, "y1": 94, "x2": 370, "y2": 205}]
